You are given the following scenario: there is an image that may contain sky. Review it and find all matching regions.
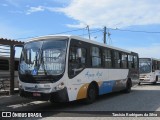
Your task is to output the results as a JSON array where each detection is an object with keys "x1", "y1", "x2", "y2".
[{"x1": 0, "y1": 0, "x2": 160, "y2": 58}]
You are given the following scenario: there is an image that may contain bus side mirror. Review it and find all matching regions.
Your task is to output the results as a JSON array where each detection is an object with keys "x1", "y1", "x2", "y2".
[{"x1": 77, "y1": 48, "x2": 82, "y2": 58}]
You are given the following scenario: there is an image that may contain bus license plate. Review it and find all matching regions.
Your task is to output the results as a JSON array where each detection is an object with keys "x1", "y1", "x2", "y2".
[{"x1": 33, "y1": 93, "x2": 41, "y2": 97}]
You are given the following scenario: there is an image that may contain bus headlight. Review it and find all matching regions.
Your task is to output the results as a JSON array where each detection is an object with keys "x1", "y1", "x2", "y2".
[{"x1": 55, "y1": 82, "x2": 65, "y2": 90}]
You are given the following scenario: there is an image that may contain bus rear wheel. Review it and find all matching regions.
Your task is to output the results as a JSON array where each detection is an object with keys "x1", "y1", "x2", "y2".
[
  {"x1": 84, "y1": 83, "x2": 97, "y2": 104},
  {"x1": 123, "y1": 79, "x2": 132, "y2": 93}
]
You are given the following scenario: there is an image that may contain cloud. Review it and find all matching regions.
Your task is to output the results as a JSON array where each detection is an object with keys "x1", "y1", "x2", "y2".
[
  {"x1": 26, "y1": 6, "x2": 45, "y2": 15},
  {"x1": 127, "y1": 44, "x2": 160, "y2": 58},
  {"x1": 53, "y1": 0, "x2": 160, "y2": 28}
]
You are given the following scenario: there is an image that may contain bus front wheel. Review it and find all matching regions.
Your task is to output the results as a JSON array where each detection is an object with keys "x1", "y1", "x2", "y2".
[
  {"x1": 153, "y1": 76, "x2": 158, "y2": 85},
  {"x1": 84, "y1": 83, "x2": 97, "y2": 104}
]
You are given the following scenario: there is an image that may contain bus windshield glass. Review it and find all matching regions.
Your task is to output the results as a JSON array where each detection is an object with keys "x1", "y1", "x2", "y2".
[
  {"x1": 19, "y1": 39, "x2": 68, "y2": 76},
  {"x1": 139, "y1": 58, "x2": 151, "y2": 74}
]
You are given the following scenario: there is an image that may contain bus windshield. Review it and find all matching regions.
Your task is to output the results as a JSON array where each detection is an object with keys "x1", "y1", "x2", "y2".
[
  {"x1": 139, "y1": 58, "x2": 151, "y2": 74},
  {"x1": 19, "y1": 39, "x2": 68, "y2": 76}
]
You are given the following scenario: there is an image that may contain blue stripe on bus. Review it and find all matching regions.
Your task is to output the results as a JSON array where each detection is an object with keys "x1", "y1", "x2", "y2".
[{"x1": 99, "y1": 81, "x2": 115, "y2": 95}]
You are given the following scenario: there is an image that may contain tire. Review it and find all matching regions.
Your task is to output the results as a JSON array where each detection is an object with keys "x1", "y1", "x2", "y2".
[
  {"x1": 123, "y1": 79, "x2": 132, "y2": 93},
  {"x1": 153, "y1": 76, "x2": 158, "y2": 85},
  {"x1": 138, "y1": 82, "x2": 141, "y2": 85},
  {"x1": 84, "y1": 84, "x2": 97, "y2": 104},
  {"x1": 49, "y1": 98, "x2": 55, "y2": 103}
]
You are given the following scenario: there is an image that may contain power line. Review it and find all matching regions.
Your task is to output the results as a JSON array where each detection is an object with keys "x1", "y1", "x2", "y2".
[
  {"x1": 78, "y1": 29, "x2": 103, "y2": 37},
  {"x1": 50, "y1": 27, "x2": 86, "y2": 35},
  {"x1": 108, "y1": 28, "x2": 160, "y2": 34},
  {"x1": 15, "y1": 25, "x2": 160, "y2": 41}
]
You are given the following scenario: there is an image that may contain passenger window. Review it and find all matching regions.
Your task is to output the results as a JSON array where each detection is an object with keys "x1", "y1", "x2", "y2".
[
  {"x1": 133, "y1": 56, "x2": 138, "y2": 69},
  {"x1": 158, "y1": 62, "x2": 160, "y2": 70},
  {"x1": 114, "y1": 51, "x2": 121, "y2": 68},
  {"x1": 69, "y1": 47, "x2": 86, "y2": 77},
  {"x1": 104, "y1": 49, "x2": 112, "y2": 68},
  {"x1": 153, "y1": 60, "x2": 158, "y2": 70},
  {"x1": 152, "y1": 61, "x2": 155, "y2": 72},
  {"x1": 91, "y1": 47, "x2": 102, "y2": 67},
  {"x1": 122, "y1": 54, "x2": 127, "y2": 68},
  {"x1": 128, "y1": 55, "x2": 133, "y2": 68},
  {"x1": 155, "y1": 61, "x2": 158, "y2": 70}
]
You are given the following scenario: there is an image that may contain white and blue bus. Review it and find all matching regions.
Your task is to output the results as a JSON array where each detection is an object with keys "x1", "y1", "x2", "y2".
[
  {"x1": 139, "y1": 58, "x2": 160, "y2": 85},
  {"x1": 19, "y1": 35, "x2": 139, "y2": 103}
]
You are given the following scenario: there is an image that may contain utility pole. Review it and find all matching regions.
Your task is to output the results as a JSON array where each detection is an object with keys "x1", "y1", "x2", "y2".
[
  {"x1": 104, "y1": 26, "x2": 106, "y2": 44},
  {"x1": 86, "y1": 25, "x2": 90, "y2": 39}
]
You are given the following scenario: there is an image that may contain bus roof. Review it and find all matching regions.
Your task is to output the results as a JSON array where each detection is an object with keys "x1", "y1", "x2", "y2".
[
  {"x1": 140, "y1": 58, "x2": 160, "y2": 61},
  {"x1": 26, "y1": 35, "x2": 136, "y2": 54}
]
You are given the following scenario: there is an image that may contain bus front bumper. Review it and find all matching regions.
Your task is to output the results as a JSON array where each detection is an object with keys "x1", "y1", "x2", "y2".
[
  {"x1": 139, "y1": 78, "x2": 154, "y2": 83},
  {"x1": 19, "y1": 87, "x2": 69, "y2": 102}
]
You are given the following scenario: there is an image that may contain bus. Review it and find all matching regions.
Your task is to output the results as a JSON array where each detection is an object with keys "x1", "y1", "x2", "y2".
[
  {"x1": 0, "y1": 57, "x2": 19, "y2": 90},
  {"x1": 18, "y1": 35, "x2": 139, "y2": 103},
  {"x1": 139, "y1": 58, "x2": 160, "y2": 85}
]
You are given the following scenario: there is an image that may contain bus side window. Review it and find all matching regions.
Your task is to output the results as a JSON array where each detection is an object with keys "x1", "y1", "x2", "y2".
[
  {"x1": 158, "y1": 61, "x2": 160, "y2": 70},
  {"x1": 91, "y1": 47, "x2": 102, "y2": 67},
  {"x1": 104, "y1": 49, "x2": 112, "y2": 68},
  {"x1": 152, "y1": 60, "x2": 156, "y2": 72},
  {"x1": 152, "y1": 65, "x2": 155, "y2": 72},
  {"x1": 133, "y1": 56, "x2": 138, "y2": 69},
  {"x1": 69, "y1": 47, "x2": 86, "y2": 77},
  {"x1": 128, "y1": 55, "x2": 133, "y2": 68},
  {"x1": 114, "y1": 51, "x2": 121, "y2": 68},
  {"x1": 122, "y1": 54, "x2": 127, "y2": 68},
  {"x1": 155, "y1": 61, "x2": 158, "y2": 70}
]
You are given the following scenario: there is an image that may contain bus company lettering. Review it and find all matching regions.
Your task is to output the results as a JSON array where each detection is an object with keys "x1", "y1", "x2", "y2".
[
  {"x1": 85, "y1": 71, "x2": 103, "y2": 79},
  {"x1": 44, "y1": 63, "x2": 62, "y2": 71}
]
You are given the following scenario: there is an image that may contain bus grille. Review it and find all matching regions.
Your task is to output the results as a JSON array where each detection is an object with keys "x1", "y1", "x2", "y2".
[
  {"x1": 25, "y1": 87, "x2": 51, "y2": 93},
  {"x1": 140, "y1": 75, "x2": 146, "y2": 78}
]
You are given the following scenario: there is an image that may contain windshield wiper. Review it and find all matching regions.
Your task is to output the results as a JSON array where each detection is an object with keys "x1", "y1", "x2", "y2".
[{"x1": 40, "y1": 48, "x2": 48, "y2": 75}]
